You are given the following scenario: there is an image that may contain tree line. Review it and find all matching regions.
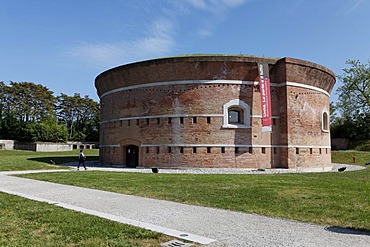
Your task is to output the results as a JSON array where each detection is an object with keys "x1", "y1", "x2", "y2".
[
  {"x1": 0, "y1": 81, "x2": 99, "y2": 143},
  {"x1": 331, "y1": 59, "x2": 370, "y2": 143}
]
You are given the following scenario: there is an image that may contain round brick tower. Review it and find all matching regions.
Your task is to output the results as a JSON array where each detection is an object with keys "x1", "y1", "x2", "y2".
[{"x1": 95, "y1": 55, "x2": 335, "y2": 170}]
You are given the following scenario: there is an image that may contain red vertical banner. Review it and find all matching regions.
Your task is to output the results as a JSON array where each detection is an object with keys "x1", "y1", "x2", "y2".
[{"x1": 258, "y1": 63, "x2": 272, "y2": 132}]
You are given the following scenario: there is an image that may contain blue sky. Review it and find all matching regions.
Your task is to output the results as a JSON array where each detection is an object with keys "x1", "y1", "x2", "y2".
[{"x1": 1, "y1": 0, "x2": 369, "y2": 102}]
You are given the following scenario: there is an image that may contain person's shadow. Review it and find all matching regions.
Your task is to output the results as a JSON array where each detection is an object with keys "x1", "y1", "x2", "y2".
[{"x1": 325, "y1": 226, "x2": 370, "y2": 236}]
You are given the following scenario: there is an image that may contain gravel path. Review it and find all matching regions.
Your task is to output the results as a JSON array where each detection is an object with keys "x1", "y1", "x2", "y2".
[
  {"x1": 0, "y1": 164, "x2": 369, "y2": 246},
  {"x1": 63, "y1": 161, "x2": 366, "y2": 174}
]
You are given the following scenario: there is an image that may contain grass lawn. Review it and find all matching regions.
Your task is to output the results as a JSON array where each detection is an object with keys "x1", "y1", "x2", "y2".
[
  {"x1": 0, "y1": 192, "x2": 171, "y2": 246},
  {"x1": 10, "y1": 149, "x2": 369, "y2": 232},
  {"x1": 1, "y1": 149, "x2": 370, "y2": 245},
  {"x1": 331, "y1": 150, "x2": 370, "y2": 164},
  {"x1": 0, "y1": 149, "x2": 99, "y2": 171},
  {"x1": 19, "y1": 167, "x2": 370, "y2": 232}
]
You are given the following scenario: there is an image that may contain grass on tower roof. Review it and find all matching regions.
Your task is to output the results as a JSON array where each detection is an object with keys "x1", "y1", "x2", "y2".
[{"x1": 160, "y1": 53, "x2": 280, "y2": 60}]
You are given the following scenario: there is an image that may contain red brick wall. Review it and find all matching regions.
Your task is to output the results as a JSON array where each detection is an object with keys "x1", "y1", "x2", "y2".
[{"x1": 96, "y1": 55, "x2": 335, "y2": 169}]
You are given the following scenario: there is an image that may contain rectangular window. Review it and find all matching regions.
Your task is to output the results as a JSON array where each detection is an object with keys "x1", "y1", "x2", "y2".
[
  {"x1": 120, "y1": 120, "x2": 123, "y2": 127},
  {"x1": 136, "y1": 119, "x2": 139, "y2": 125},
  {"x1": 262, "y1": 147, "x2": 266, "y2": 154},
  {"x1": 157, "y1": 147, "x2": 160, "y2": 154},
  {"x1": 168, "y1": 117, "x2": 172, "y2": 124},
  {"x1": 157, "y1": 118, "x2": 160, "y2": 124},
  {"x1": 180, "y1": 147, "x2": 184, "y2": 154},
  {"x1": 273, "y1": 118, "x2": 276, "y2": 125},
  {"x1": 319, "y1": 148, "x2": 322, "y2": 154},
  {"x1": 180, "y1": 117, "x2": 184, "y2": 124},
  {"x1": 193, "y1": 117, "x2": 197, "y2": 124},
  {"x1": 221, "y1": 147, "x2": 225, "y2": 153},
  {"x1": 146, "y1": 147, "x2": 149, "y2": 153},
  {"x1": 296, "y1": 148, "x2": 299, "y2": 154},
  {"x1": 310, "y1": 148, "x2": 313, "y2": 154},
  {"x1": 207, "y1": 147, "x2": 211, "y2": 153},
  {"x1": 168, "y1": 147, "x2": 171, "y2": 153},
  {"x1": 193, "y1": 147, "x2": 197, "y2": 153},
  {"x1": 235, "y1": 147, "x2": 239, "y2": 153},
  {"x1": 273, "y1": 147, "x2": 277, "y2": 154},
  {"x1": 207, "y1": 117, "x2": 211, "y2": 124},
  {"x1": 146, "y1": 118, "x2": 150, "y2": 125},
  {"x1": 128, "y1": 120, "x2": 131, "y2": 126},
  {"x1": 249, "y1": 147, "x2": 253, "y2": 153}
]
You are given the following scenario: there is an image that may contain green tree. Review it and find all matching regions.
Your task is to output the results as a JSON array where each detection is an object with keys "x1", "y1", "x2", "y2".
[
  {"x1": 0, "y1": 81, "x2": 99, "y2": 142},
  {"x1": 0, "y1": 82, "x2": 22, "y2": 139},
  {"x1": 7, "y1": 81, "x2": 56, "y2": 122},
  {"x1": 0, "y1": 82, "x2": 58, "y2": 141},
  {"x1": 334, "y1": 60, "x2": 370, "y2": 140},
  {"x1": 0, "y1": 81, "x2": 5, "y2": 134},
  {"x1": 56, "y1": 93, "x2": 99, "y2": 142},
  {"x1": 27, "y1": 116, "x2": 68, "y2": 142},
  {"x1": 337, "y1": 60, "x2": 370, "y2": 117}
]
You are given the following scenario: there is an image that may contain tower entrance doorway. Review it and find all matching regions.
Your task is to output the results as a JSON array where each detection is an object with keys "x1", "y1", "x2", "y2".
[{"x1": 125, "y1": 145, "x2": 138, "y2": 168}]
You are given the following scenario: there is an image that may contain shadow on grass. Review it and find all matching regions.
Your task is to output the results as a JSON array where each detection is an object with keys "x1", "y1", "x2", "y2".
[
  {"x1": 28, "y1": 156, "x2": 99, "y2": 166},
  {"x1": 325, "y1": 226, "x2": 370, "y2": 236},
  {"x1": 26, "y1": 157, "x2": 129, "y2": 170}
]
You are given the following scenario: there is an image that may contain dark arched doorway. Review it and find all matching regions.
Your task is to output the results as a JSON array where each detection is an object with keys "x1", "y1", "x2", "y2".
[{"x1": 126, "y1": 145, "x2": 138, "y2": 168}]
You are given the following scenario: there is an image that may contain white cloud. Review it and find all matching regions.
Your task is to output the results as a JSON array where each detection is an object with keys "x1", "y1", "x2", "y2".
[
  {"x1": 197, "y1": 28, "x2": 213, "y2": 37},
  {"x1": 66, "y1": 19, "x2": 175, "y2": 68},
  {"x1": 184, "y1": 0, "x2": 251, "y2": 37},
  {"x1": 139, "y1": 18, "x2": 175, "y2": 54},
  {"x1": 65, "y1": 0, "x2": 251, "y2": 68},
  {"x1": 187, "y1": 0, "x2": 249, "y2": 12},
  {"x1": 346, "y1": 0, "x2": 364, "y2": 14},
  {"x1": 187, "y1": 0, "x2": 207, "y2": 9},
  {"x1": 221, "y1": 0, "x2": 249, "y2": 8}
]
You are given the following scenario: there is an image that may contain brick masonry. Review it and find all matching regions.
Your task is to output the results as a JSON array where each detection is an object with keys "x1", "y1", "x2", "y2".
[{"x1": 95, "y1": 55, "x2": 335, "y2": 169}]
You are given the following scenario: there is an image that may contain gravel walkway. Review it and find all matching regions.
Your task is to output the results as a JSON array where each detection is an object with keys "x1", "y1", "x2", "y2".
[
  {"x1": 63, "y1": 161, "x2": 366, "y2": 174},
  {"x1": 0, "y1": 164, "x2": 369, "y2": 247}
]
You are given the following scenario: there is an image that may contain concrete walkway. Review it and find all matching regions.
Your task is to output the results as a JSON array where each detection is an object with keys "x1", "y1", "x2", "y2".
[{"x1": 0, "y1": 169, "x2": 369, "y2": 247}]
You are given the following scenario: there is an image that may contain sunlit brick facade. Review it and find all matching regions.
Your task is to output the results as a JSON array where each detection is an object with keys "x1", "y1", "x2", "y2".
[{"x1": 95, "y1": 55, "x2": 335, "y2": 170}]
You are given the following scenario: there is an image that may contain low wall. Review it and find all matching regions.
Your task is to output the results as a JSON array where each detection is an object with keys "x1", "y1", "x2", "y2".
[
  {"x1": 36, "y1": 143, "x2": 72, "y2": 152},
  {"x1": 14, "y1": 143, "x2": 73, "y2": 152},
  {"x1": 0, "y1": 140, "x2": 15, "y2": 150},
  {"x1": 331, "y1": 138, "x2": 349, "y2": 150}
]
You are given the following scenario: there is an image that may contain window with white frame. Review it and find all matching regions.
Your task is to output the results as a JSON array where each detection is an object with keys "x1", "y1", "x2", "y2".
[
  {"x1": 222, "y1": 99, "x2": 251, "y2": 128},
  {"x1": 322, "y1": 110, "x2": 329, "y2": 132}
]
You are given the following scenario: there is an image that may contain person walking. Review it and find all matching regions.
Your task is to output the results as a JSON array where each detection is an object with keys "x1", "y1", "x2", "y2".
[{"x1": 77, "y1": 149, "x2": 87, "y2": 170}]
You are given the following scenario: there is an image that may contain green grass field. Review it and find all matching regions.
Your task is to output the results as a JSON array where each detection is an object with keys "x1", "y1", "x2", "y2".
[
  {"x1": 0, "y1": 149, "x2": 173, "y2": 246},
  {"x1": 331, "y1": 150, "x2": 370, "y2": 164},
  {"x1": 1, "y1": 149, "x2": 369, "y2": 245},
  {"x1": 0, "y1": 192, "x2": 171, "y2": 246},
  {"x1": 19, "y1": 166, "x2": 370, "y2": 232},
  {"x1": 0, "y1": 149, "x2": 99, "y2": 171}
]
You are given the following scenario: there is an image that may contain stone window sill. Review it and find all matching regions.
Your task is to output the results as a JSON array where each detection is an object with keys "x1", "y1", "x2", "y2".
[{"x1": 222, "y1": 124, "x2": 251, "y2": 129}]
